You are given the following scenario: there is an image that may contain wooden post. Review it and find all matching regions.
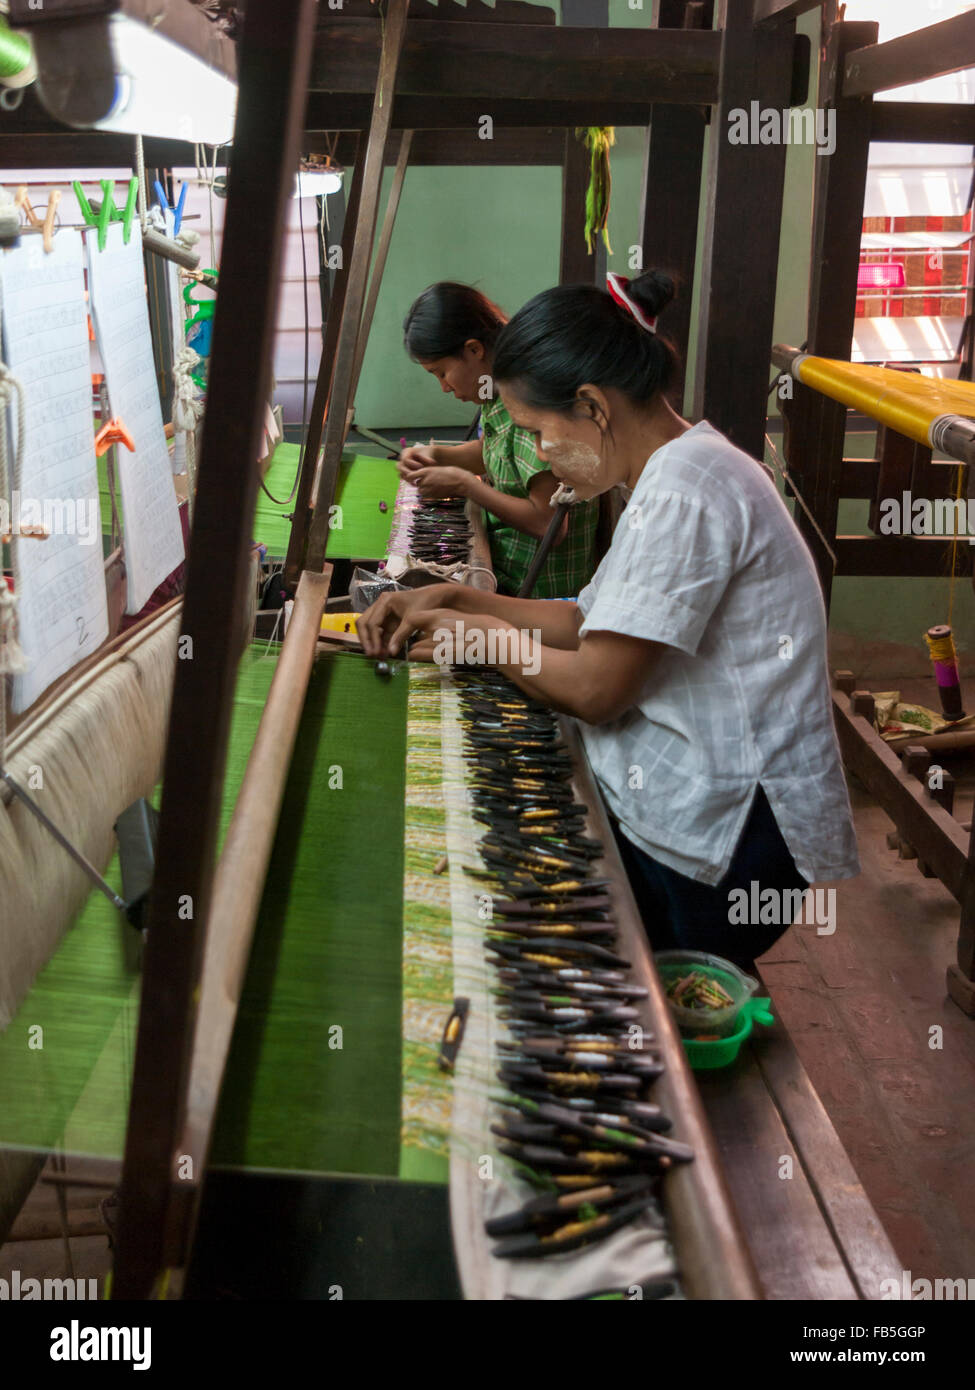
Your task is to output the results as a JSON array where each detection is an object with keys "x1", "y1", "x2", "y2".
[
  {"x1": 559, "y1": 129, "x2": 596, "y2": 285},
  {"x1": 305, "y1": 0, "x2": 411, "y2": 573},
  {"x1": 111, "y1": 0, "x2": 320, "y2": 1301},
  {"x1": 283, "y1": 147, "x2": 365, "y2": 591},
  {"x1": 691, "y1": 0, "x2": 795, "y2": 458},
  {"x1": 639, "y1": 0, "x2": 708, "y2": 407},
  {"x1": 350, "y1": 129, "x2": 413, "y2": 406},
  {"x1": 559, "y1": 0, "x2": 609, "y2": 287},
  {"x1": 791, "y1": 19, "x2": 877, "y2": 605}
]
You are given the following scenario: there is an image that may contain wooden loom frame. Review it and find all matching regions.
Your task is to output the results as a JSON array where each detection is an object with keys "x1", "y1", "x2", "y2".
[
  {"x1": 768, "y1": 13, "x2": 975, "y2": 1016},
  {"x1": 97, "y1": 0, "x2": 842, "y2": 1297}
]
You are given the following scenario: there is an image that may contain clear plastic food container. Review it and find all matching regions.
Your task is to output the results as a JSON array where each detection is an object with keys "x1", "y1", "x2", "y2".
[{"x1": 655, "y1": 950, "x2": 759, "y2": 1038}]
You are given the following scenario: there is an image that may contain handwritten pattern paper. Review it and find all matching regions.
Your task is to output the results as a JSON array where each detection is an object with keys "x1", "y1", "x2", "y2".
[
  {"x1": 87, "y1": 223, "x2": 184, "y2": 612},
  {"x1": 0, "y1": 230, "x2": 109, "y2": 714}
]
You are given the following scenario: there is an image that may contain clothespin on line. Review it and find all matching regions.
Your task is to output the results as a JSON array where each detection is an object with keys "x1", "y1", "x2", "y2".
[
  {"x1": 94, "y1": 416, "x2": 136, "y2": 458},
  {"x1": 13, "y1": 187, "x2": 58, "y2": 253},
  {"x1": 153, "y1": 178, "x2": 187, "y2": 235},
  {"x1": 1, "y1": 523, "x2": 51, "y2": 542},
  {"x1": 73, "y1": 178, "x2": 140, "y2": 251}
]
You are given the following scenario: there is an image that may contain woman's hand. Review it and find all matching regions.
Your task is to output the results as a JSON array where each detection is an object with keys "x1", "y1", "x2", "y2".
[
  {"x1": 357, "y1": 583, "x2": 456, "y2": 658},
  {"x1": 398, "y1": 444, "x2": 438, "y2": 480},
  {"x1": 411, "y1": 466, "x2": 472, "y2": 499}
]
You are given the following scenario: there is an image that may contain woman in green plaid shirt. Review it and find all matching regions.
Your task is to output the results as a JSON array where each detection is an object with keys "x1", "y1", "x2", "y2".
[{"x1": 399, "y1": 283, "x2": 598, "y2": 597}]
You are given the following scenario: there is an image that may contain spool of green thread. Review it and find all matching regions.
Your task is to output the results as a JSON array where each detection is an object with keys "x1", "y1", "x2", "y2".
[{"x1": 0, "y1": 18, "x2": 36, "y2": 88}]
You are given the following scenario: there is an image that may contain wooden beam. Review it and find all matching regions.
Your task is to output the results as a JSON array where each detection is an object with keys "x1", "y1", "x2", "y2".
[
  {"x1": 283, "y1": 148, "x2": 366, "y2": 590},
  {"x1": 559, "y1": 135, "x2": 597, "y2": 286},
  {"x1": 310, "y1": 20, "x2": 721, "y2": 105},
  {"x1": 833, "y1": 692, "x2": 969, "y2": 902},
  {"x1": 790, "y1": 20, "x2": 877, "y2": 606},
  {"x1": 753, "y1": 0, "x2": 821, "y2": 22},
  {"x1": 305, "y1": 0, "x2": 411, "y2": 573},
  {"x1": 834, "y1": 535, "x2": 973, "y2": 577},
  {"x1": 639, "y1": 0, "x2": 708, "y2": 407},
  {"x1": 692, "y1": 0, "x2": 794, "y2": 458},
  {"x1": 111, "y1": 0, "x2": 320, "y2": 1302},
  {"x1": 350, "y1": 130, "x2": 413, "y2": 405},
  {"x1": 328, "y1": 128, "x2": 566, "y2": 166},
  {"x1": 305, "y1": 93, "x2": 657, "y2": 130},
  {"x1": 843, "y1": 11, "x2": 975, "y2": 99},
  {"x1": 871, "y1": 101, "x2": 975, "y2": 145}
]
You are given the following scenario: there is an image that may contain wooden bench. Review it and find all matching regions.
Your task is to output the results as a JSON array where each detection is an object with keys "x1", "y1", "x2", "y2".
[{"x1": 697, "y1": 997, "x2": 902, "y2": 1300}]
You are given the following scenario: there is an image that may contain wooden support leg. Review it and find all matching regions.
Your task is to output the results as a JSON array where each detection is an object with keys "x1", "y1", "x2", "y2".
[
  {"x1": 112, "y1": 0, "x2": 321, "y2": 1301},
  {"x1": 948, "y1": 818, "x2": 975, "y2": 1016}
]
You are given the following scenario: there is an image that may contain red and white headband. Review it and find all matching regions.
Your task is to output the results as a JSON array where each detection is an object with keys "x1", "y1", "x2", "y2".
[{"x1": 606, "y1": 272, "x2": 657, "y2": 334}]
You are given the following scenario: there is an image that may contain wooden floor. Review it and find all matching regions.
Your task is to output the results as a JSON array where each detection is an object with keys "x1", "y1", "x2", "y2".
[{"x1": 758, "y1": 666, "x2": 975, "y2": 1288}]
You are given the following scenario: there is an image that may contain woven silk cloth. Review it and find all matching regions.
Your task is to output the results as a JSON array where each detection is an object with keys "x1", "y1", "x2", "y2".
[
  {"x1": 253, "y1": 445, "x2": 399, "y2": 559},
  {"x1": 399, "y1": 665, "x2": 454, "y2": 1183}
]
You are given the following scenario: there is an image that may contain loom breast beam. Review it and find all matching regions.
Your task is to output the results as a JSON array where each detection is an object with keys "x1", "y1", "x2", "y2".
[
  {"x1": 112, "y1": 0, "x2": 320, "y2": 1303},
  {"x1": 304, "y1": 0, "x2": 411, "y2": 576},
  {"x1": 561, "y1": 720, "x2": 760, "y2": 1298},
  {"x1": 772, "y1": 345, "x2": 975, "y2": 467},
  {"x1": 177, "y1": 568, "x2": 331, "y2": 1286}
]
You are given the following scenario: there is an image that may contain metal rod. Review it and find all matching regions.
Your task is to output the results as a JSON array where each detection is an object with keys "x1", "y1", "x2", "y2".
[
  {"x1": 352, "y1": 421, "x2": 401, "y2": 455},
  {"x1": 0, "y1": 770, "x2": 125, "y2": 911}
]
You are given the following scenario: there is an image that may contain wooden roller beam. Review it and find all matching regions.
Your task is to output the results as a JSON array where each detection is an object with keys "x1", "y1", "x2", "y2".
[{"x1": 179, "y1": 569, "x2": 331, "y2": 1239}]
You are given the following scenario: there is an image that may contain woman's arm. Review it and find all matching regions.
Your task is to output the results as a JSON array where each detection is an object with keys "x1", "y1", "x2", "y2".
[
  {"x1": 399, "y1": 439, "x2": 484, "y2": 479},
  {"x1": 399, "y1": 609, "x2": 662, "y2": 723},
  {"x1": 356, "y1": 583, "x2": 584, "y2": 657},
  {"x1": 412, "y1": 466, "x2": 570, "y2": 542}
]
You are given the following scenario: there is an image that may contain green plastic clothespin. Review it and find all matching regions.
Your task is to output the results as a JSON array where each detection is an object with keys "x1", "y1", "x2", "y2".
[{"x1": 73, "y1": 177, "x2": 141, "y2": 251}]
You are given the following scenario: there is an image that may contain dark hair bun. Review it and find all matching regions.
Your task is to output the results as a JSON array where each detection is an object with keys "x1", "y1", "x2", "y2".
[
  {"x1": 627, "y1": 269, "x2": 676, "y2": 321},
  {"x1": 492, "y1": 269, "x2": 680, "y2": 413}
]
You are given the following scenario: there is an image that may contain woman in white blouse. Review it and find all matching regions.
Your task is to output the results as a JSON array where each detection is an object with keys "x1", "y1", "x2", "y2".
[{"x1": 357, "y1": 271, "x2": 860, "y2": 967}]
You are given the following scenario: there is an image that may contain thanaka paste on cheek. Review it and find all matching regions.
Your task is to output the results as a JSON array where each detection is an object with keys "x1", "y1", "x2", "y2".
[{"x1": 539, "y1": 437, "x2": 603, "y2": 485}]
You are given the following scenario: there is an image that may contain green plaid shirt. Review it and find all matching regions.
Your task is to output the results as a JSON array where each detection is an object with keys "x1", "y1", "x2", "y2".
[{"x1": 480, "y1": 396, "x2": 599, "y2": 598}]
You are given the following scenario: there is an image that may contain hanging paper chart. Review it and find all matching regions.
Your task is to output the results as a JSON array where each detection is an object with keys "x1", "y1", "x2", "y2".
[
  {"x1": 86, "y1": 222, "x2": 184, "y2": 613},
  {"x1": 0, "y1": 230, "x2": 110, "y2": 713}
]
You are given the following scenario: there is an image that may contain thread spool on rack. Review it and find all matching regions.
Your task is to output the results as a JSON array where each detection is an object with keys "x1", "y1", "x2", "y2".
[{"x1": 926, "y1": 624, "x2": 966, "y2": 722}]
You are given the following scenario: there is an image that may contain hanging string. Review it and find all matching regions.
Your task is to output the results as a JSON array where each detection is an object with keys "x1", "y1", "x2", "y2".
[
  {"x1": 134, "y1": 134, "x2": 149, "y2": 232},
  {"x1": 0, "y1": 361, "x2": 28, "y2": 767},
  {"x1": 172, "y1": 347, "x2": 204, "y2": 521},
  {"x1": 763, "y1": 431, "x2": 839, "y2": 571}
]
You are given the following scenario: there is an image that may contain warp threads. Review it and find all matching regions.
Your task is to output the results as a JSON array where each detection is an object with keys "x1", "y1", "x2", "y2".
[{"x1": 925, "y1": 624, "x2": 965, "y2": 722}]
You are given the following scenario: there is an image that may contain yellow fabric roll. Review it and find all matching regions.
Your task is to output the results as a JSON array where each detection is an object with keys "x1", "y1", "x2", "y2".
[{"x1": 794, "y1": 356, "x2": 975, "y2": 450}]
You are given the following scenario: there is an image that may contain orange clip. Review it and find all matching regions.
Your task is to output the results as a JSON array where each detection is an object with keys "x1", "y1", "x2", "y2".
[{"x1": 94, "y1": 417, "x2": 136, "y2": 457}]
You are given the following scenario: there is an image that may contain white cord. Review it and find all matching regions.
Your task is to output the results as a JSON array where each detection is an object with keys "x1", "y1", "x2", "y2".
[{"x1": 764, "y1": 432, "x2": 838, "y2": 572}]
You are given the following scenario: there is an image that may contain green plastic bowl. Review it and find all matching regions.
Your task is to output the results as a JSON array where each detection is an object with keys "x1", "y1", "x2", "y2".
[
  {"x1": 656, "y1": 950, "x2": 759, "y2": 1037},
  {"x1": 680, "y1": 997, "x2": 775, "y2": 1070}
]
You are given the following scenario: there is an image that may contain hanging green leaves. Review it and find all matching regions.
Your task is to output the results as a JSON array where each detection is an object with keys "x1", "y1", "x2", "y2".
[{"x1": 575, "y1": 126, "x2": 615, "y2": 255}]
